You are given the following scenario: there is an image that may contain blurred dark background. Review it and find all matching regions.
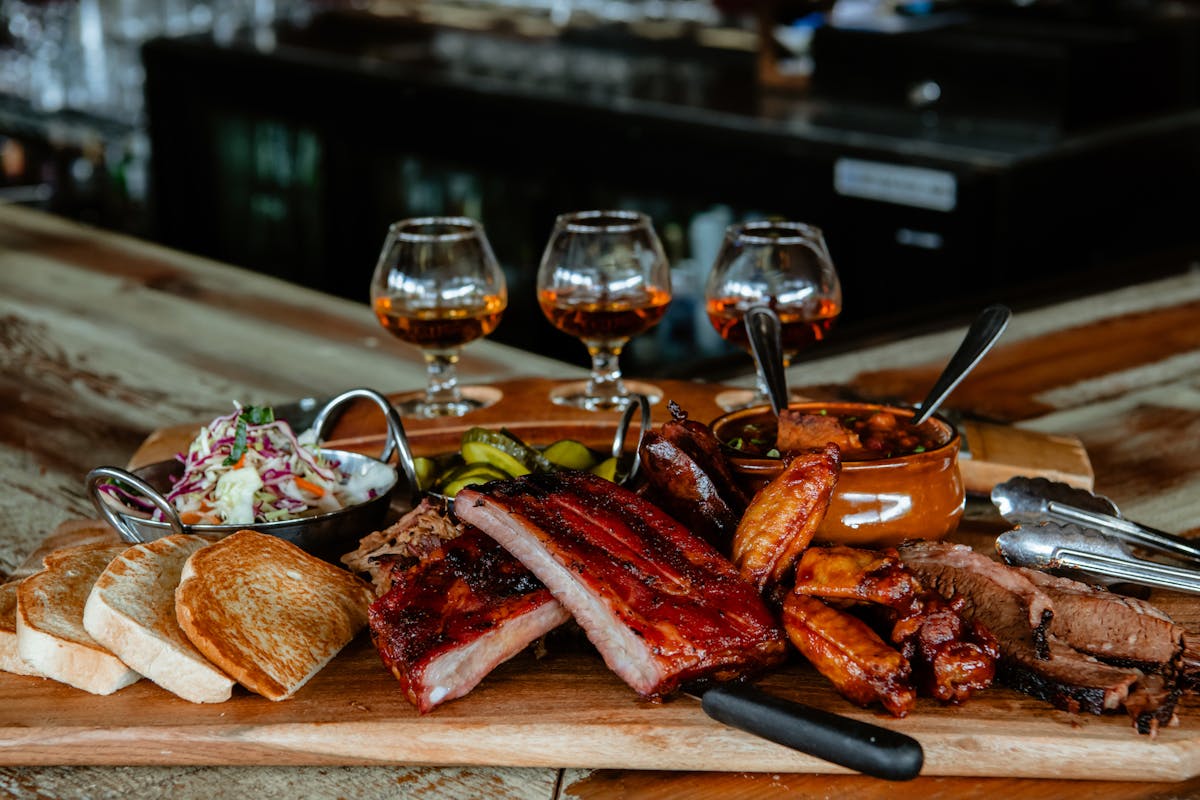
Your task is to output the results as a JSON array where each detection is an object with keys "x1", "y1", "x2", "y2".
[{"x1": 3, "y1": 0, "x2": 1200, "y2": 379}]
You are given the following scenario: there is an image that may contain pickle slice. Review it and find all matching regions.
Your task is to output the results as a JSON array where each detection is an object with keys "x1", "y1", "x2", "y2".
[
  {"x1": 412, "y1": 456, "x2": 439, "y2": 492},
  {"x1": 460, "y1": 441, "x2": 534, "y2": 477},
  {"x1": 542, "y1": 439, "x2": 598, "y2": 470},
  {"x1": 436, "y1": 461, "x2": 511, "y2": 487},
  {"x1": 440, "y1": 475, "x2": 495, "y2": 498},
  {"x1": 461, "y1": 428, "x2": 554, "y2": 474},
  {"x1": 589, "y1": 456, "x2": 621, "y2": 482}
]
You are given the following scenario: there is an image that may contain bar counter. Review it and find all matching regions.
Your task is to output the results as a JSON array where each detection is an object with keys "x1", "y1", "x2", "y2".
[{"x1": 2, "y1": 204, "x2": 1200, "y2": 797}]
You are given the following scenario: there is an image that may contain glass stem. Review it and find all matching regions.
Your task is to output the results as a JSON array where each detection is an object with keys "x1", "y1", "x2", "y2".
[
  {"x1": 585, "y1": 343, "x2": 627, "y2": 399},
  {"x1": 424, "y1": 350, "x2": 463, "y2": 406}
]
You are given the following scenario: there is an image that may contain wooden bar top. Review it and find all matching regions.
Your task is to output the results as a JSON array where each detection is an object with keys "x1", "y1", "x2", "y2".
[{"x1": 3, "y1": 204, "x2": 1200, "y2": 798}]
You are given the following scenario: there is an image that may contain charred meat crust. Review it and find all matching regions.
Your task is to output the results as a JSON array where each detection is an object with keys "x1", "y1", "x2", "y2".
[
  {"x1": 995, "y1": 658, "x2": 1137, "y2": 716},
  {"x1": 368, "y1": 528, "x2": 569, "y2": 713},
  {"x1": 638, "y1": 430, "x2": 743, "y2": 551},
  {"x1": 454, "y1": 470, "x2": 787, "y2": 699},
  {"x1": 898, "y1": 540, "x2": 1149, "y2": 717}
]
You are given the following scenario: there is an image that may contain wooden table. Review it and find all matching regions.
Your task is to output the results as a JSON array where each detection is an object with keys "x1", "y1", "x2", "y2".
[{"x1": 3, "y1": 204, "x2": 1200, "y2": 798}]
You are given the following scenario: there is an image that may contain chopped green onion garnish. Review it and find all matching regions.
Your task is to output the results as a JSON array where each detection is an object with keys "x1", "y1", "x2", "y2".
[{"x1": 223, "y1": 405, "x2": 276, "y2": 465}]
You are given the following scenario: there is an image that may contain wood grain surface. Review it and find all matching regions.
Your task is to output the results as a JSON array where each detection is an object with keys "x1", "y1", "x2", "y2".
[
  {"x1": 3, "y1": 517, "x2": 1199, "y2": 782},
  {"x1": 0, "y1": 381, "x2": 1191, "y2": 781},
  {"x1": 4, "y1": 204, "x2": 1200, "y2": 798}
]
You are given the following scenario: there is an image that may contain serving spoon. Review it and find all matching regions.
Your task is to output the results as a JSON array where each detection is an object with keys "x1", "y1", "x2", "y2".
[
  {"x1": 745, "y1": 305, "x2": 789, "y2": 417},
  {"x1": 746, "y1": 303, "x2": 1011, "y2": 426},
  {"x1": 910, "y1": 304, "x2": 1011, "y2": 427}
]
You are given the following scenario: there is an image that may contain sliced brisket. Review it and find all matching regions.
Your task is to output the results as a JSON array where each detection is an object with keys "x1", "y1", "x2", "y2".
[
  {"x1": 899, "y1": 541, "x2": 1143, "y2": 715},
  {"x1": 899, "y1": 541, "x2": 1053, "y2": 658},
  {"x1": 1017, "y1": 567, "x2": 1184, "y2": 669}
]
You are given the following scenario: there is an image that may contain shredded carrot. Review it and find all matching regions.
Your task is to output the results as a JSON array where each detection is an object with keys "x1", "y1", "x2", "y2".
[
  {"x1": 180, "y1": 511, "x2": 207, "y2": 525},
  {"x1": 294, "y1": 476, "x2": 326, "y2": 497},
  {"x1": 233, "y1": 453, "x2": 247, "y2": 469}
]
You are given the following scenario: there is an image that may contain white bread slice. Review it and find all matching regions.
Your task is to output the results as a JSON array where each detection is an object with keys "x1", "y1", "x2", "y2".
[
  {"x1": 0, "y1": 581, "x2": 41, "y2": 676},
  {"x1": 83, "y1": 535, "x2": 235, "y2": 704},
  {"x1": 16, "y1": 543, "x2": 141, "y2": 694},
  {"x1": 175, "y1": 530, "x2": 374, "y2": 701}
]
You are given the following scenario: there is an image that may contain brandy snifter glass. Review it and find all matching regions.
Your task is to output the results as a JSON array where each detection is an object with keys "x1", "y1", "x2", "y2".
[
  {"x1": 704, "y1": 220, "x2": 842, "y2": 411},
  {"x1": 370, "y1": 216, "x2": 507, "y2": 418},
  {"x1": 536, "y1": 210, "x2": 672, "y2": 411}
]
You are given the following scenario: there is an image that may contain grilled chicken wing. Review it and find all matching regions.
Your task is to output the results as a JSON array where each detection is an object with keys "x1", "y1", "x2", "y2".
[
  {"x1": 792, "y1": 545, "x2": 923, "y2": 612},
  {"x1": 793, "y1": 544, "x2": 998, "y2": 706},
  {"x1": 782, "y1": 592, "x2": 916, "y2": 717},
  {"x1": 731, "y1": 443, "x2": 840, "y2": 593},
  {"x1": 891, "y1": 592, "x2": 999, "y2": 704}
]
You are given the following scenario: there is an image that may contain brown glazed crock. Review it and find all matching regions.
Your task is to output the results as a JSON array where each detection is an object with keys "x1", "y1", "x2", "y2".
[{"x1": 710, "y1": 401, "x2": 964, "y2": 547}]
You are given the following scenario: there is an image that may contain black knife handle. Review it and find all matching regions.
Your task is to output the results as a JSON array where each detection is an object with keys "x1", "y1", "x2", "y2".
[{"x1": 700, "y1": 684, "x2": 924, "y2": 781}]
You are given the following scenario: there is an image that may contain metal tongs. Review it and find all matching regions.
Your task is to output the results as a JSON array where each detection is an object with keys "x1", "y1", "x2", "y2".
[{"x1": 992, "y1": 476, "x2": 1200, "y2": 593}]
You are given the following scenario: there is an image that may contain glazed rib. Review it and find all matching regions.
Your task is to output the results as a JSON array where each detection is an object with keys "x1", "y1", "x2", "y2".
[
  {"x1": 454, "y1": 470, "x2": 787, "y2": 698},
  {"x1": 368, "y1": 528, "x2": 570, "y2": 713}
]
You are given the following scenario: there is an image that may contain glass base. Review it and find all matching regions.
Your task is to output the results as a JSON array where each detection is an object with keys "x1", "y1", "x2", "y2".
[
  {"x1": 391, "y1": 385, "x2": 503, "y2": 419},
  {"x1": 549, "y1": 379, "x2": 663, "y2": 412}
]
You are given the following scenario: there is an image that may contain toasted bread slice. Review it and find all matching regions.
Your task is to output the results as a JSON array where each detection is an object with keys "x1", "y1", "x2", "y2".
[
  {"x1": 84, "y1": 535, "x2": 235, "y2": 703},
  {"x1": 175, "y1": 530, "x2": 373, "y2": 701},
  {"x1": 16, "y1": 543, "x2": 141, "y2": 694},
  {"x1": 0, "y1": 581, "x2": 41, "y2": 676}
]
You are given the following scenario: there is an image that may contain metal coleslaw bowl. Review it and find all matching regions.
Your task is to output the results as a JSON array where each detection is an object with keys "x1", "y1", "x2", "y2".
[{"x1": 85, "y1": 388, "x2": 420, "y2": 562}]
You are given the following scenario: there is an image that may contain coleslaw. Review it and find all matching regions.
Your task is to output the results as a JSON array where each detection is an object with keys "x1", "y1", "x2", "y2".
[{"x1": 142, "y1": 403, "x2": 393, "y2": 525}]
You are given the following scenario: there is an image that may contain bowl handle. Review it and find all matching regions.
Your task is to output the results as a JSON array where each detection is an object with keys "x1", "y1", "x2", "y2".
[
  {"x1": 310, "y1": 387, "x2": 420, "y2": 507},
  {"x1": 611, "y1": 393, "x2": 652, "y2": 486},
  {"x1": 86, "y1": 466, "x2": 186, "y2": 543}
]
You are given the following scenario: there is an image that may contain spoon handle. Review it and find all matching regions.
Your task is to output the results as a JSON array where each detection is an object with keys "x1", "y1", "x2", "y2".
[
  {"x1": 911, "y1": 304, "x2": 1012, "y2": 427},
  {"x1": 746, "y1": 306, "x2": 789, "y2": 418}
]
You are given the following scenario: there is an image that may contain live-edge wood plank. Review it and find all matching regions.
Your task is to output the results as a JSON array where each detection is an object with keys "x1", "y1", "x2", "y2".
[{"x1": 5, "y1": 513, "x2": 1200, "y2": 781}]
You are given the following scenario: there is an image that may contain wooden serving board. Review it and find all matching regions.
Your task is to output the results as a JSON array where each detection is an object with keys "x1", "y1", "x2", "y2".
[
  {"x1": 10, "y1": 378, "x2": 1187, "y2": 781},
  {"x1": 2, "y1": 518, "x2": 1199, "y2": 779}
]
